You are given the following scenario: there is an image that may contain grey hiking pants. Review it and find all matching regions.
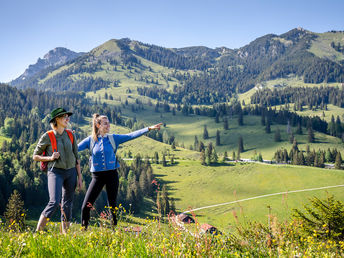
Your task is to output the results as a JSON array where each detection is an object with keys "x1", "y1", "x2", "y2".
[{"x1": 41, "y1": 167, "x2": 77, "y2": 221}]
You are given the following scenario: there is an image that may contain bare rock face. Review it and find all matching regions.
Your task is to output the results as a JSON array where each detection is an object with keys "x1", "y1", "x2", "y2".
[{"x1": 11, "y1": 47, "x2": 84, "y2": 85}]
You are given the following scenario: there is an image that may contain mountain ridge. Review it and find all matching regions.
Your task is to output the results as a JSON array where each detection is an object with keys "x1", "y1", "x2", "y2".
[{"x1": 10, "y1": 28, "x2": 344, "y2": 103}]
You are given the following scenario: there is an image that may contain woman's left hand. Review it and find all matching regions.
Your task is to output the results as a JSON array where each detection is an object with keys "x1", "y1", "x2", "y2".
[{"x1": 149, "y1": 123, "x2": 163, "y2": 131}]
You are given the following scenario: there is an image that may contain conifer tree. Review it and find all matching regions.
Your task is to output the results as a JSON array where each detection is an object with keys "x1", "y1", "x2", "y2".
[
  {"x1": 258, "y1": 152, "x2": 263, "y2": 162},
  {"x1": 216, "y1": 130, "x2": 221, "y2": 146},
  {"x1": 203, "y1": 125, "x2": 209, "y2": 140},
  {"x1": 170, "y1": 198, "x2": 176, "y2": 213},
  {"x1": 222, "y1": 151, "x2": 228, "y2": 163},
  {"x1": 238, "y1": 111, "x2": 244, "y2": 126},
  {"x1": 206, "y1": 142, "x2": 214, "y2": 165},
  {"x1": 238, "y1": 136, "x2": 244, "y2": 153},
  {"x1": 199, "y1": 141, "x2": 205, "y2": 152},
  {"x1": 162, "y1": 154, "x2": 167, "y2": 167},
  {"x1": 194, "y1": 136, "x2": 199, "y2": 151},
  {"x1": 154, "y1": 152, "x2": 159, "y2": 164},
  {"x1": 265, "y1": 119, "x2": 271, "y2": 133},
  {"x1": 292, "y1": 138, "x2": 299, "y2": 152},
  {"x1": 171, "y1": 141, "x2": 176, "y2": 150},
  {"x1": 335, "y1": 152, "x2": 342, "y2": 169},
  {"x1": 212, "y1": 149, "x2": 218, "y2": 164},
  {"x1": 200, "y1": 150, "x2": 206, "y2": 165},
  {"x1": 4, "y1": 190, "x2": 26, "y2": 231},
  {"x1": 139, "y1": 170, "x2": 148, "y2": 196}
]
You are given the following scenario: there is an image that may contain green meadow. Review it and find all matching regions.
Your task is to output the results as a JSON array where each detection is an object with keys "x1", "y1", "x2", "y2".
[
  {"x1": 309, "y1": 31, "x2": 344, "y2": 62},
  {"x1": 152, "y1": 161, "x2": 344, "y2": 230}
]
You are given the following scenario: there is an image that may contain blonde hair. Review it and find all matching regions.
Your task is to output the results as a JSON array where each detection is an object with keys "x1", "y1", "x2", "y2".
[{"x1": 92, "y1": 114, "x2": 108, "y2": 141}]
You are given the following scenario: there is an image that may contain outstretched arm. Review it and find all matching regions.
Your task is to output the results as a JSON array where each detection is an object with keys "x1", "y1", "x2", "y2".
[{"x1": 116, "y1": 123, "x2": 163, "y2": 145}]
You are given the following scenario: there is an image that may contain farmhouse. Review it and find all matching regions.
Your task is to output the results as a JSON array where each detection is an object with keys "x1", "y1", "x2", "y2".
[{"x1": 177, "y1": 213, "x2": 195, "y2": 224}]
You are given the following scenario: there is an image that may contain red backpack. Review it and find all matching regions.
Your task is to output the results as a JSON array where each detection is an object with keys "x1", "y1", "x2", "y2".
[{"x1": 40, "y1": 129, "x2": 74, "y2": 172}]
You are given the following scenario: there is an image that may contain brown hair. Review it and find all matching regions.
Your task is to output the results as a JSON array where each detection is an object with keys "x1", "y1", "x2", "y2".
[
  {"x1": 50, "y1": 118, "x2": 58, "y2": 130},
  {"x1": 92, "y1": 114, "x2": 108, "y2": 141}
]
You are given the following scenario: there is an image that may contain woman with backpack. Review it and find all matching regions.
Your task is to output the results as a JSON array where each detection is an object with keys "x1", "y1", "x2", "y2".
[
  {"x1": 78, "y1": 113, "x2": 162, "y2": 230},
  {"x1": 33, "y1": 108, "x2": 82, "y2": 233}
]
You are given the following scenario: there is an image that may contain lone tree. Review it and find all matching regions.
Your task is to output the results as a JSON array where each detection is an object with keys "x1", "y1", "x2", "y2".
[
  {"x1": 335, "y1": 152, "x2": 342, "y2": 169},
  {"x1": 308, "y1": 127, "x2": 315, "y2": 143},
  {"x1": 265, "y1": 119, "x2": 271, "y2": 133},
  {"x1": 238, "y1": 136, "x2": 244, "y2": 153},
  {"x1": 162, "y1": 153, "x2": 167, "y2": 167},
  {"x1": 206, "y1": 142, "x2": 214, "y2": 165},
  {"x1": 203, "y1": 125, "x2": 209, "y2": 140},
  {"x1": 154, "y1": 152, "x2": 159, "y2": 164},
  {"x1": 238, "y1": 111, "x2": 244, "y2": 126},
  {"x1": 216, "y1": 130, "x2": 221, "y2": 146},
  {"x1": 4, "y1": 190, "x2": 26, "y2": 231},
  {"x1": 222, "y1": 151, "x2": 228, "y2": 163}
]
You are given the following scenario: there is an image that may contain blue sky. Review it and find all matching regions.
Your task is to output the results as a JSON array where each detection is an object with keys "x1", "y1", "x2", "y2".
[{"x1": 1, "y1": 0, "x2": 343, "y2": 83}]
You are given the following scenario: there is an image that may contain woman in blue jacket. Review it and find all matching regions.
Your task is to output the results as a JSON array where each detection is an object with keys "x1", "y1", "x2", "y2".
[{"x1": 78, "y1": 113, "x2": 162, "y2": 229}]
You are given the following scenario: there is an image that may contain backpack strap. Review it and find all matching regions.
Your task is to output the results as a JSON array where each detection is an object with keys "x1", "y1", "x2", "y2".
[
  {"x1": 47, "y1": 130, "x2": 57, "y2": 152},
  {"x1": 89, "y1": 136, "x2": 95, "y2": 154},
  {"x1": 65, "y1": 129, "x2": 74, "y2": 144},
  {"x1": 47, "y1": 130, "x2": 74, "y2": 153},
  {"x1": 107, "y1": 134, "x2": 117, "y2": 153}
]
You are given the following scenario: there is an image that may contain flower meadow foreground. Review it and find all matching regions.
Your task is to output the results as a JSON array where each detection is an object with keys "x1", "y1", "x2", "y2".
[{"x1": 2, "y1": 195, "x2": 344, "y2": 257}]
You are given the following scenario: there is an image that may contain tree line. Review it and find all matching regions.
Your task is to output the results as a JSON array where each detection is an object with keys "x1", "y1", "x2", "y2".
[
  {"x1": 251, "y1": 86, "x2": 344, "y2": 109},
  {"x1": 274, "y1": 141, "x2": 342, "y2": 169}
]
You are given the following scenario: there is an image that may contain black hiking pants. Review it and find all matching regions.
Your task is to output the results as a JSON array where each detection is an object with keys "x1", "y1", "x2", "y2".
[{"x1": 81, "y1": 169, "x2": 119, "y2": 228}]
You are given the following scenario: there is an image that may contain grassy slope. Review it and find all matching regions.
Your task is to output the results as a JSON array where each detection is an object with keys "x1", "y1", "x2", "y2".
[
  {"x1": 153, "y1": 161, "x2": 344, "y2": 231},
  {"x1": 308, "y1": 31, "x2": 344, "y2": 62}
]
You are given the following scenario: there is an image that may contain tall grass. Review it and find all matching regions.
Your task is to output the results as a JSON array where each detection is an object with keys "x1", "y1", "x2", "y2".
[{"x1": 1, "y1": 204, "x2": 344, "y2": 257}]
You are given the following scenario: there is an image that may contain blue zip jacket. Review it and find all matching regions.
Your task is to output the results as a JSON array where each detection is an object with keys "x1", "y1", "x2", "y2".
[{"x1": 78, "y1": 127, "x2": 149, "y2": 172}]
